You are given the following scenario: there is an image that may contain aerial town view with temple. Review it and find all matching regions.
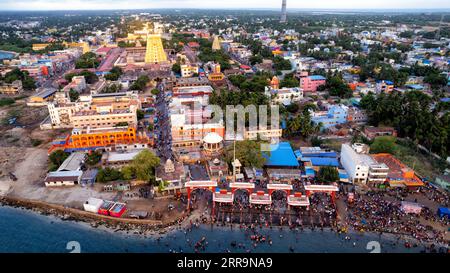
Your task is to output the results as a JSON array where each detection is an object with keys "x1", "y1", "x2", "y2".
[{"x1": 0, "y1": 0, "x2": 449, "y2": 255}]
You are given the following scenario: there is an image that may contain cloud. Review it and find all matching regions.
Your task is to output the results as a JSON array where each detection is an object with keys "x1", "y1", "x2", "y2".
[{"x1": 0, "y1": 0, "x2": 449, "y2": 10}]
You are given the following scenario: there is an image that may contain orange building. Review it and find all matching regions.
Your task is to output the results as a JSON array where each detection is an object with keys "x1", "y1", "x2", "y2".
[
  {"x1": 270, "y1": 76, "x2": 280, "y2": 90},
  {"x1": 348, "y1": 82, "x2": 366, "y2": 91},
  {"x1": 208, "y1": 63, "x2": 225, "y2": 82},
  {"x1": 49, "y1": 127, "x2": 151, "y2": 153},
  {"x1": 68, "y1": 127, "x2": 137, "y2": 149},
  {"x1": 372, "y1": 154, "x2": 424, "y2": 188}
]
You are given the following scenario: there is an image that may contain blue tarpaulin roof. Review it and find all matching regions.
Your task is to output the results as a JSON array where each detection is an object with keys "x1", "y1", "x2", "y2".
[
  {"x1": 263, "y1": 142, "x2": 299, "y2": 167},
  {"x1": 309, "y1": 157, "x2": 339, "y2": 167},
  {"x1": 309, "y1": 75, "x2": 326, "y2": 80},
  {"x1": 305, "y1": 167, "x2": 316, "y2": 177},
  {"x1": 339, "y1": 172, "x2": 349, "y2": 179},
  {"x1": 438, "y1": 207, "x2": 450, "y2": 218}
]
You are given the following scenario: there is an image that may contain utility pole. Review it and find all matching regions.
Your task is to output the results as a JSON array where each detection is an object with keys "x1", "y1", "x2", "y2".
[{"x1": 233, "y1": 139, "x2": 236, "y2": 183}]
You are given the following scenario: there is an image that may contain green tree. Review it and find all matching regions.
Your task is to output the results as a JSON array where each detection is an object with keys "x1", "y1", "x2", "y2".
[
  {"x1": 370, "y1": 136, "x2": 398, "y2": 154},
  {"x1": 326, "y1": 75, "x2": 353, "y2": 98},
  {"x1": 172, "y1": 63, "x2": 181, "y2": 74},
  {"x1": 65, "y1": 70, "x2": 98, "y2": 84},
  {"x1": 48, "y1": 150, "x2": 70, "y2": 171},
  {"x1": 225, "y1": 140, "x2": 268, "y2": 169},
  {"x1": 105, "y1": 67, "x2": 123, "y2": 81},
  {"x1": 273, "y1": 56, "x2": 292, "y2": 71},
  {"x1": 317, "y1": 166, "x2": 339, "y2": 183},
  {"x1": 424, "y1": 73, "x2": 447, "y2": 89},
  {"x1": 137, "y1": 109, "x2": 145, "y2": 120},
  {"x1": 85, "y1": 151, "x2": 102, "y2": 166},
  {"x1": 130, "y1": 150, "x2": 161, "y2": 183},
  {"x1": 249, "y1": 55, "x2": 263, "y2": 65},
  {"x1": 75, "y1": 52, "x2": 100, "y2": 69},
  {"x1": 280, "y1": 73, "x2": 299, "y2": 88},
  {"x1": 130, "y1": 75, "x2": 150, "y2": 91},
  {"x1": 3, "y1": 68, "x2": 35, "y2": 90},
  {"x1": 69, "y1": 89, "x2": 79, "y2": 102},
  {"x1": 285, "y1": 110, "x2": 320, "y2": 138},
  {"x1": 96, "y1": 167, "x2": 122, "y2": 183},
  {"x1": 121, "y1": 166, "x2": 135, "y2": 181}
]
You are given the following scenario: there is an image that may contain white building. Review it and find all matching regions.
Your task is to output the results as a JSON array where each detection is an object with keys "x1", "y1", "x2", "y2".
[
  {"x1": 340, "y1": 143, "x2": 389, "y2": 184},
  {"x1": 83, "y1": 198, "x2": 104, "y2": 213},
  {"x1": 44, "y1": 170, "x2": 83, "y2": 187},
  {"x1": 271, "y1": 87, "x2": 304, "y2": 106},
  {"x1": 181, "y1": 64, "x2": 199, "y2": 78}
]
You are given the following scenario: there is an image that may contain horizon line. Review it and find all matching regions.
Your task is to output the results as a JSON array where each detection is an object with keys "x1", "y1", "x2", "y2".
[{"x1": 0, "y1": 8, "x2": 450, "y2": 13}]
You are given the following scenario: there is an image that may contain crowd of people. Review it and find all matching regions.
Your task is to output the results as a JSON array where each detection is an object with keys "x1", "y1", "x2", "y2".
[
  {"x1": 184, "y1": 176, "x2": 449, "y2": 248},
  {"x1": 347, "y1": 190, "x2": 448, "y2": 245}
]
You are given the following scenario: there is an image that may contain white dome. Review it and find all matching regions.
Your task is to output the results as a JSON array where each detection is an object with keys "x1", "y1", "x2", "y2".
[{"x1": 203, "y1": 132, "x2": 223, "y2": 144}]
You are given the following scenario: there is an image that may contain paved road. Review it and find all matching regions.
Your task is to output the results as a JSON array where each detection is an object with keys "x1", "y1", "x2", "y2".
[
  {"x1": 154, "y1": 82, "x2": 173, "y2": 161},
  {"x1": 183, "y1": 45, "x2": 200, "y2": 64}
]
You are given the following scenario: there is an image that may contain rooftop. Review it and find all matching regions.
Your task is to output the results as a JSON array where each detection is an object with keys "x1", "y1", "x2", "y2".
[
  {"x1": 57, "y1": 152, "x2": 85, "y2": 172},
  {"x1": 308, "y1": 75, "x2": 326, "y2": 80},
  {"x1": 263, "y1": 142, "x2": 299, "y2": 167}
]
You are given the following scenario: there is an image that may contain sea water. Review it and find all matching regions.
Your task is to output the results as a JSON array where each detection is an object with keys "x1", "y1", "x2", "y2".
[{"x1": 0, "y1": 206, "x2": 422, "y2": 253}]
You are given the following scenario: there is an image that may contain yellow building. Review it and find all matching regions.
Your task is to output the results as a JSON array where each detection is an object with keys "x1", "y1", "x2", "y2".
[
  {"x1": 64, "y1": 42, "x2": 90, "y2": 54},
  {"x1": 32, "y1": 43, "x2": 50, "y2": 51},
  {"x1": 145, "y1": 34, "x2": 167, "y2": 64},
  {"x1": 208, "y1": 63, "x2": 225, "y2": 82},
  {"x1": 0, "y1": 80, "x2": 23, "y2": 95},
  {"x1": 212, "y1": 35, "x2": 221, "y2": 51}
]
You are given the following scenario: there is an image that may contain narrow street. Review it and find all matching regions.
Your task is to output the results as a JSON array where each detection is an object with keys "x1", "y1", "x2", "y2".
[{"x1": 154, "y1": 82, "x2": 172, "y2": 161}]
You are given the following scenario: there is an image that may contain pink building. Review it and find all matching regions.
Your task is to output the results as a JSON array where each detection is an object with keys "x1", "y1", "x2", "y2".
[{"x1": 299, "y1": 72, "x2": 326, "y2": 92}]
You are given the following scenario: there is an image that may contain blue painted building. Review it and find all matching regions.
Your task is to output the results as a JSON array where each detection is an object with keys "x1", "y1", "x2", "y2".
[{"x1": 311, "y1": 105, "x2": 349, "y2": 129}]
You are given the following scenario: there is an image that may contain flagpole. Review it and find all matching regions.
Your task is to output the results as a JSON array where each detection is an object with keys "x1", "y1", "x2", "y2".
[{"x1": 233, "y1": 138, "x2": 236, "y2": 183}]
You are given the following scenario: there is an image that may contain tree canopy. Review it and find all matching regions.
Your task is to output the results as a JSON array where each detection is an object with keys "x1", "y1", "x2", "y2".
[
  {"x1": 75, "y1": 52, "x2": 100, "y2": 69},
  {"x1": 317, "y1": 166, "x2": 339, "y2": 183},
  {"x1": 48, "y1": 150, "x2": 70, "y2": 171},
  {"x1": 130, "y1": 150, "x2": 161, "y2": 183},
  {"x1": 370, "y1": 136, "x2": 398, "y2": 154},
  {"x1": 360, "y1": 91, "x2": 450, "y2": 156},
  {"x1": 2, "y1": 68, "x2": 36, "y2": 90},
  {"x1": 130, "y1": 75, "x2": 150, "y2": 91},
  {"x1": 225, "y1": 140, "x2": 269, "y2": 169}
]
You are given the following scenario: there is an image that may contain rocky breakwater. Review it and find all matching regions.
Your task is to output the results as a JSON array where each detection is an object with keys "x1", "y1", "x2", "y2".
[{"x1": 0, "y1": 196, "x2": 189, "y2": 236}]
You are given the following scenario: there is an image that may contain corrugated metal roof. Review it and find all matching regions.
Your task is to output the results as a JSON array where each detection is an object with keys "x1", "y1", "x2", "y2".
[{"x1": 264, "y1": 142, "x2": 299, "y2": 167}]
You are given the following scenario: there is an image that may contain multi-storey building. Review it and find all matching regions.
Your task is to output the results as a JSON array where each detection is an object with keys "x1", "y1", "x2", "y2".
[
  {"x1": 311, "y1": 105, "x2": 349, "y2": 129},
  {"x1": 62, "y1": 76, "x2": 86, "y2": 93},
  {"x1": 47, "y1": 91, "x2": 140, "y2": 129},
  {"x1": 169, "y1": 87, "x2": 225, "y2": 148},
  {"x1": 181, "y1": 64, "x2": 199, "y2": 78},
  {"x1": 340, "y1": 143, "x2": 389, "y2": 185},
  {"x1": 0, "y1": 80, "x2": 23, "y2": 95},
  {"x1": 244, "y1": 128, "x2": 283, "y2": 141},
  {"x1": 48, "y1": 126, "x2": 150, "y2": 153},
  {"x1": 270, "y1": 87, "x2": 303, "y2": 105},
  {"x1": 299, "y1": 72, "x2": 326, "y2": 92},
  {"x1": 376, "y1": 80, "x2": 394, "y2": 93},
  {"x1": 346, "y1": 107, "x2": 368, "y2": 124}
]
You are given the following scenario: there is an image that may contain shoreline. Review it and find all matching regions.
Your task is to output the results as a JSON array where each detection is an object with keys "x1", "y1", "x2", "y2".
[
  {"x1": 1, "y1": 195, "x2": 447, "y2": 251},
  {"x1": 0, "y1": 50, "x2": 18, "y2": 58},
  {"x1": 0, "y1": 196, "x2": 191, "y2": 237}
]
